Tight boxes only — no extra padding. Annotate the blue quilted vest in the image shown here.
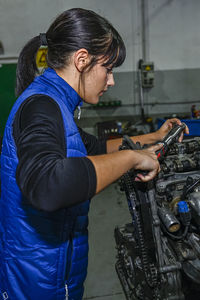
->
[0,68,90,300]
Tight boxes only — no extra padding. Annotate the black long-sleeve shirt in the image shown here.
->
[13,95,107,212]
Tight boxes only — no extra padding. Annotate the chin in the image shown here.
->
[93,98,100,105]
[85,97,100,105]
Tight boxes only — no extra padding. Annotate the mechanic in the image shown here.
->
[0,7,188,300]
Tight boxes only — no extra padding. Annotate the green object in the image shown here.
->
[0,64,17,136]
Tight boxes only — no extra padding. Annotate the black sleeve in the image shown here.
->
[78,127,107,155]
[13,94,97,212]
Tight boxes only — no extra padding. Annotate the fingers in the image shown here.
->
[161,118,189,141]
[161,118,180,132]
[166,118,182,126]
[158,118,181,140]
[171,122,189,142]
[165,119,189,134]
[135,118,189,182]
[135,167,160,182]
[134,157,161,182]
[178,132,184,142]
[148,143,163,153]
[184,124,189,135]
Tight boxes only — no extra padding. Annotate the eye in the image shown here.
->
[106,68,113,74]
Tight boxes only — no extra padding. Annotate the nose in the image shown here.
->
[107,73,115,87]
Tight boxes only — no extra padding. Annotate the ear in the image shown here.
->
[74,48,90,72]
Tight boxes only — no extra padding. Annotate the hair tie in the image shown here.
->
[39,33,48,46]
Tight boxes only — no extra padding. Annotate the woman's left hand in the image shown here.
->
[156,118,189,142]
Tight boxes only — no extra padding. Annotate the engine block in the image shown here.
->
[115,137,200,300]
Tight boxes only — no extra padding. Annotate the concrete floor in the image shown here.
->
[83,183,130,300]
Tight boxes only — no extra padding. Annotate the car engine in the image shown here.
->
[115,134,200,300]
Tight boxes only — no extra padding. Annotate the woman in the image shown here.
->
[0,8,188,300]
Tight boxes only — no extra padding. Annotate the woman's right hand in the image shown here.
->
[88,143,163,194]
[132,144,162,182]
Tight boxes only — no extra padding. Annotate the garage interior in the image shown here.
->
[1,1,200,299]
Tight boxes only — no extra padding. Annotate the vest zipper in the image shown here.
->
[77,106,81,119]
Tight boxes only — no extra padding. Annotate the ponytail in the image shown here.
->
[15,36,41,97]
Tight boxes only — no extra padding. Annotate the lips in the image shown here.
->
[100,89,107,95]
[99,86,108,97]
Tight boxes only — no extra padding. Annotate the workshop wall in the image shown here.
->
[0,0,200,135]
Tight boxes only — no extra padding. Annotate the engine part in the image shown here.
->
[115,136,200,299]
[158,206,180,232]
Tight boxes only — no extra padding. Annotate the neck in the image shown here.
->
[55,66,80,95]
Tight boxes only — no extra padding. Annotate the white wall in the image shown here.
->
[148,0,200,70]
[1,0,200,71]
[0,0,136,71]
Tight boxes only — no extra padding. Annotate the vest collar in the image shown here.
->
[42,68,83,113]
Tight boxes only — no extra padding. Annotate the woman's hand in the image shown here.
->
[89,143,163,193]
[133,143,162,182]
[156,118,189,142]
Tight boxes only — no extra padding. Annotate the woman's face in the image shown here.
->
[81,59,115,104]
